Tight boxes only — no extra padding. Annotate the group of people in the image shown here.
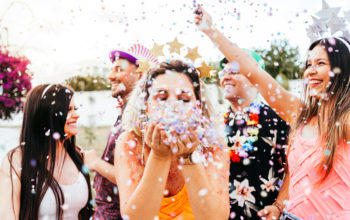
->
[1,6,350,220]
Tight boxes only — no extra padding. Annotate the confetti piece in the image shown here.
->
[121,215,130,220]
[45,129,50,136]
[198,188,208,196]
[53,132,61,140]
[113,186,118,194]
[127,140,136,148]
[30,159,37,167]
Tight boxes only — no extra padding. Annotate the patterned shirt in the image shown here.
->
[225,101,289,219]
[93,114,123,220]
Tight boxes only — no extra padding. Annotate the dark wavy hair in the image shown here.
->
[8,84,93,219]
[293,37,350,180]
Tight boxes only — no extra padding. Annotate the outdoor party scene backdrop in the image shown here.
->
[1,0,350,161]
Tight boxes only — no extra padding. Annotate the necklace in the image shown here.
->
[224,101,261,162]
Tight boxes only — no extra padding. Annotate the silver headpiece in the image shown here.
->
[306,0,350,51]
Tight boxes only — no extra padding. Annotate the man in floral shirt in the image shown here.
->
[220,53,289,219]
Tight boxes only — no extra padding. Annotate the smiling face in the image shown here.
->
[304,45,332,98]
[108,58,139,99]
[147,71,198,121]
[64,97,79,138]
[220,70,254,102]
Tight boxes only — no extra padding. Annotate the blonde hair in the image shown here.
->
[122,60,225,144]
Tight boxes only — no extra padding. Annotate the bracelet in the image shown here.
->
[272,201,283,215]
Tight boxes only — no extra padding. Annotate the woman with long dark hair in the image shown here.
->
[0,84,93,220]
[194,7,350,220]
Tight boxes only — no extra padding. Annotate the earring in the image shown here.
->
[140,109,147,166]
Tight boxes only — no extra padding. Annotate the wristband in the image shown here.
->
[272,201,283,215]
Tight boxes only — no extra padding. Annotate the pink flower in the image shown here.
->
[3,82,13,90]
[4,97,15,108]
[0,46,32,120]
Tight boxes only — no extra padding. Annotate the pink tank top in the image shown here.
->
[287,130,350,219]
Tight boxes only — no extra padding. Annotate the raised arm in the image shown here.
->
[114,124,172,220]
[195,7,300,124]
[0,149,22,220]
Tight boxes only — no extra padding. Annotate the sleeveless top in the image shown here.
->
[38,172,89,220]
[287,129,350,219]
[158,185,195,220]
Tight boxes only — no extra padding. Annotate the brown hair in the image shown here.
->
[292,37,350,181]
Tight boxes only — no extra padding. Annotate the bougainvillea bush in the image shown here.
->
[0,47,32,120]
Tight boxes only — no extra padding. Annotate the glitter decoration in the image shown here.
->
[146,100,219,147]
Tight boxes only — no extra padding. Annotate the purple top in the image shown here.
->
[109,50,138,66]
[93,115,123,220]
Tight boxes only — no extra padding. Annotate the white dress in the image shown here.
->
[38,172,89,220]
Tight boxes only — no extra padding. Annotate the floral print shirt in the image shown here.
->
[225,101,289,219]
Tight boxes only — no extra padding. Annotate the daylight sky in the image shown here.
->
[1,0,350,85]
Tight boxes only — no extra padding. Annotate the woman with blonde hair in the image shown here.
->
[114,60,230,220]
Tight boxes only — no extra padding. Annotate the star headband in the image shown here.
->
[306,0,350,52]
[333,37,350,52]
[148,38,214,78]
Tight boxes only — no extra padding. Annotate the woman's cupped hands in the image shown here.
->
[144,122,201,160]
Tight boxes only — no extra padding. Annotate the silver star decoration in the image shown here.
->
[307,24,320,42]
[311,15,328,33]
[326,13,345,35]
[315,0,341,21]
[343,30,350,41]
[344,10,350,23]
[306,0,349,43]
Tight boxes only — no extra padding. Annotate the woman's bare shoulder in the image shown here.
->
[115,131,144,161]
[1,147,22,178]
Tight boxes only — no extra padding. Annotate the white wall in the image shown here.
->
[0,90,120,127]
[0,81,304,163]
